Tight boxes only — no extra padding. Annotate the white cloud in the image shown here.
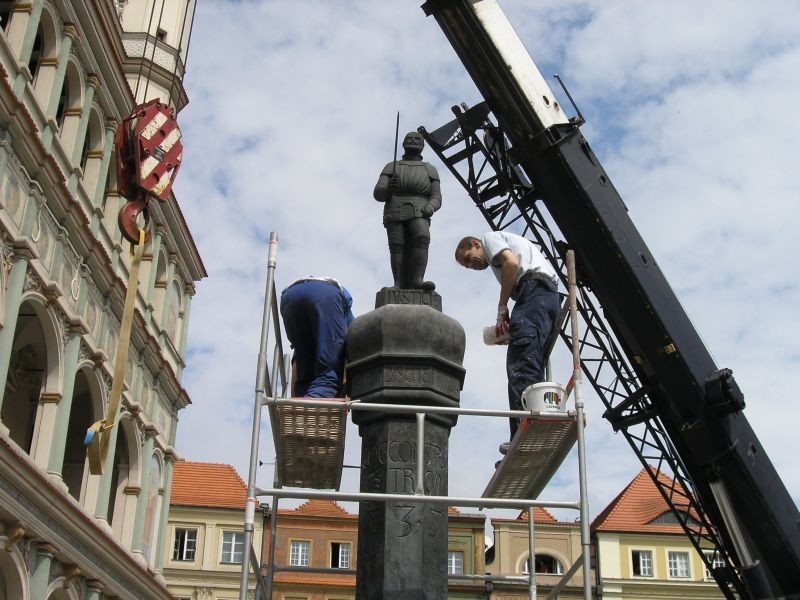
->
[172,0,800,531]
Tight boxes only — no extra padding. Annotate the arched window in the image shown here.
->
[0,542,28,599]
[649,509,701,528]
[523,554,564,575]
[62,369,100,503]
[27,25,43,78]
[142,454,162,563]
[79,109,106,200]
[152,252,168,319]
[1,301,47,454]
[107,419,131,525]
[29,8,58,107]
[164,280,181,341]
[56,62,84,148]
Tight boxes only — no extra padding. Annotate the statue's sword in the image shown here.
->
[390,111,399,199]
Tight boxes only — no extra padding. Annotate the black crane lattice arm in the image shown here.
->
[421,102,745,599]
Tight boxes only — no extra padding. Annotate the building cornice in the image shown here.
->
[0,434,172,599]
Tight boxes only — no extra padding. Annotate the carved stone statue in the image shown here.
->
[373,131,441,290]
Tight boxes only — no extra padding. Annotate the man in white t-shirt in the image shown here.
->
[455,232,559,440]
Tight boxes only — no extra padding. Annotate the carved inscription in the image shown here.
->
[360,435,448,542]
[350,365,460,398]
[375,288,442,311]
[361,439,446,496]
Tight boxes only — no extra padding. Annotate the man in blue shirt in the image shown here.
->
[455,232,559,439]
[280,277,355,398]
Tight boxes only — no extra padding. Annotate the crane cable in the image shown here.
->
[132,0,196,113]
[85,228,147,475]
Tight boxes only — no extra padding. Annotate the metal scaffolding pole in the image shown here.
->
[239,232,280,600]
[567,251,593,600]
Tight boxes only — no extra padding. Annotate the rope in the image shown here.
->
[141,0,166,104]
[133,0,159,101]
[166,0,194,111]
[85,228,147,475]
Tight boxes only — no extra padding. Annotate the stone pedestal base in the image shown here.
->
[357,419,449,600]
[347,289,465,600]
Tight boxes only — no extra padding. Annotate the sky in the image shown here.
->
[171,0,800,529]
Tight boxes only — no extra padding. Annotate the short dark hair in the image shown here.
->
[454,236,479,261]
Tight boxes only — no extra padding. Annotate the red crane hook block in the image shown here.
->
[115,99,183,245]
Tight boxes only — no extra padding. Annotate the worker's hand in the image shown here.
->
[422,203,435,217]
[388,174,400,190]
[496,304,510,338]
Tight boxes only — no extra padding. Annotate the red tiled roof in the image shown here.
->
[517,507,558,523]
[492,507,563,525]
[280,499,354,518]
[171,461,250,510]
[592,467,693,534]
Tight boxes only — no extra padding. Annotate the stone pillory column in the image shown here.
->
[347,288,466,600]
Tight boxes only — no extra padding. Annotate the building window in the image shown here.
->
[220,531,244,564]
[523,554,564,575]
[668,550,690,578]
[172,528,197,561]
[448,551,464,575]
[632,550,653,577]
[331,542,350,568]
[290,540,310,567]
[649,509,701,528]
[156,28,167,42]
[703,551,725,580]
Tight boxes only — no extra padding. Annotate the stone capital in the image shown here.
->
[67,316,90,337]
[11,238,37,261]
[164,445,180,463]
[36,542,57,557]
[62,23,79,40]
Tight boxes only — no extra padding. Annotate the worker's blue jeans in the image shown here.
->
[506,278,559,439]
[280,280,350,398]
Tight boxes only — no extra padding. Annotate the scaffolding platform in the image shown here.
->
[275,399,347,490]
[483,412,578,499]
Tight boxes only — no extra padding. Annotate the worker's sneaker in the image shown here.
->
[499,442,510,455]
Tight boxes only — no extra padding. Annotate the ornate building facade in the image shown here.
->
[0,1,203,598]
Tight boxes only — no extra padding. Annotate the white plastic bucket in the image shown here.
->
[521,382,567,413]
[482,326,510,345]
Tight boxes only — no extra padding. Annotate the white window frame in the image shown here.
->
[290,539,311,567]
[630,548,654,577]
[330,541,350,569]
[220,530,245,564]
[703,550,726,581]
[667,549,691,579]
[448,551,464,575]
[172,527,198,562]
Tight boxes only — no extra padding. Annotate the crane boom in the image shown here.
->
[420,1,800,596]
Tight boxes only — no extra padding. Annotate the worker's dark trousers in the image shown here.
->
[506,278,559,439]
[280,280,349,398]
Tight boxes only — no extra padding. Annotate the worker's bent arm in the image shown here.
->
[496,249,518,307]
